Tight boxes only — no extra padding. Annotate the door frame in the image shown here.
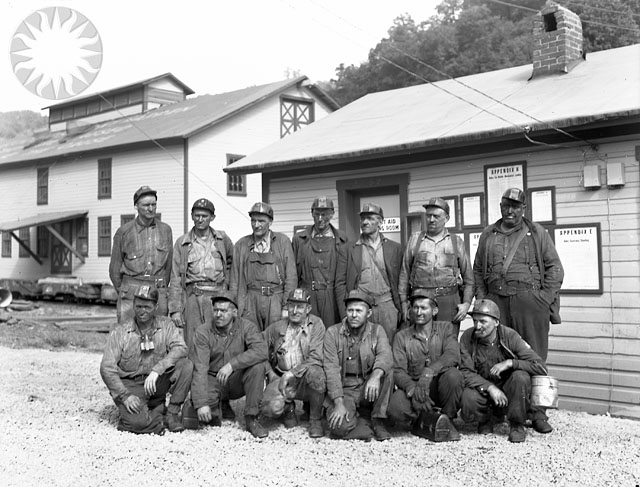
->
[336,173,409,245]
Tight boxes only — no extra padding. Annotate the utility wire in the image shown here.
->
[304,0,600,149]
[562,0,640,18]
[95,93,249,220]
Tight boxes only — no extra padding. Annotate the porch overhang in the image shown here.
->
[0,210,88,265]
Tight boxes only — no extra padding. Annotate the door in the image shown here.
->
[356,193,401,244]
[51,221,73,274]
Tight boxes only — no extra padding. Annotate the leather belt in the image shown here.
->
[301,280,333,291]
[423,285,458,297]
[247,284,284,296]
[122,275,167,288]
[489,281,540,296]
[186,281,225,295]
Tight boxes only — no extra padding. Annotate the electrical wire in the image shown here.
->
[562,0,640,18]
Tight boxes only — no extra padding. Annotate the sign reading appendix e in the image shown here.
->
[380,217,401,233]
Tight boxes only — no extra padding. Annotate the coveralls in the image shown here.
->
[388,320,463,424]
[473,217,564,361]
[100,315,192,434]
[109,217,173,323]
[190,316,267,418]
[168,227,233,348]
[292,224,348,328]
[335,234,403,341]
[230,231,297,331]
[459,324,547,427]
[399,230,474,333]
[323,319,393,438]
[261,314,326,420]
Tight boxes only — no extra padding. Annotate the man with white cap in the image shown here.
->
[399,197,474,334]
[109,186,173,323]
[230,202,297,331]
[460,299,547,443]
[292,196,348,328]
[336,203,403,341]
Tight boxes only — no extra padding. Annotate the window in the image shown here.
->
[37,167,49,205]
[226,154,246,196]
[280,96,314,138]
[98,158,112,199]
[76,218,89,257]
[18,228,30,258]
[37,226,49,258]
[97,217,111,256]
[121,214,135,226]
[1,232,11,258]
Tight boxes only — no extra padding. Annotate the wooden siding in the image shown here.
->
[266,137,640,418]
[187,85,333,242]
[0,145,184,282]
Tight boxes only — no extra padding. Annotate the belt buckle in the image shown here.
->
[311,281,317,291]
[261,285,272,296]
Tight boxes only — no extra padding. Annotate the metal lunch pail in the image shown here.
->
[531,375,559,409]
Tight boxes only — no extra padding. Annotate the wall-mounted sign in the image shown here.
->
[461,193,484,228]
[380,217,401,233]
[442,196,458,229]
[468,232,482,265]
[528,186,556,224]
[553,223,602,294]
[484,162,527,225]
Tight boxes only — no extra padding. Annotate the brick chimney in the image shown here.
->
[531,2,584,79]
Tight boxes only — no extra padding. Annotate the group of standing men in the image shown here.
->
[101,185,563,443]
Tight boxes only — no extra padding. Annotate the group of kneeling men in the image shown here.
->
[101,186,561,443]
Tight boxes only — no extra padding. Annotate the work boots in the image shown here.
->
[245,415,269,438]
[371,419,391,441]
[221,400,235,420]
[508,423,526,443]
[282,402,299,429]
[166,413,185,433]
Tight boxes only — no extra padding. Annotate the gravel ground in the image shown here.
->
[1,347,639,487]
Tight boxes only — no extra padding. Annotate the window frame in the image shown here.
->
[97,216,112,256]
[98,158,112,199]
[2,232,11,258]
[280,95,315,138]
[18,228,30,258]
[76,218,89,257]
[37,167,49,205]
[226,153,247,196]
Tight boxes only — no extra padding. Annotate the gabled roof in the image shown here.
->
[0,76,332,166]
[43,73,195,109]
[225,44,640,175]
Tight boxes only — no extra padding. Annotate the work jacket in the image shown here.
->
[459,324,548,392]
[323,319,392,401]
[335,234,403,317]
[190,316,267,409]
[292,224,348,288]
[100,316,187,403]
[263,314,325,379]
[393,320,460,393]
[229,231,297,315]
[168,227,233,314]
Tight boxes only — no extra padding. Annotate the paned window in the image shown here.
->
[37,167,49,205]
[18,228,30,258]
[97,217,111,256]
[227,154,246,196]
[121,214,135,226]
[37,226,49,258]
[280,97,314,138]
[2,232,11,258]
[98,158,112,199]
[76,218,89,257]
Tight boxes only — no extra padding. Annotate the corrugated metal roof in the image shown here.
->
[0,210,88,231]
[225,44,640,174]
[0,76,310,166]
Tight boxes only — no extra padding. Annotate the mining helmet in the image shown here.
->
[192,198,215,214]
[311,196,334,210]
[211,290,238,309]
[344,290,372,308]
[501,188,526,205]
[287,288,311,304]
[423,197,450,216]
[249,202,274,219]
[133,186,157,204]
[409,288,439,308]
[359,203,384,219]
[470,299,500,321]
[134,285,159,303]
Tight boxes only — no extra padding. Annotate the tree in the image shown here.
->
[325,0,639,106]
[0,111,47,140]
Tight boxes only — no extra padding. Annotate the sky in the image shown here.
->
[1,0,441,113]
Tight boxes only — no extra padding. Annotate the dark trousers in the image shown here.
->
[204,362,266,417]
[326,372,393,437]
[461,370,531,426]
[388,367,463,425]
[183,290,214,350]
[308,287,339,328]
[433,293,461,335]
[117,357,193,434]
[370,301,399,344]
[242,291,283,332]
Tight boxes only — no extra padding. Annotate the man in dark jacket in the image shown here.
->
[261,289,326,438]
[324,290,393,441]
[292,196,348,328]
[473,188,563,434]
[388,289,463,440]
[230,202,297,331]
[168,198,233,349]
[190,291,269,438]
[460,299,548,443]
[336,203,403,341]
